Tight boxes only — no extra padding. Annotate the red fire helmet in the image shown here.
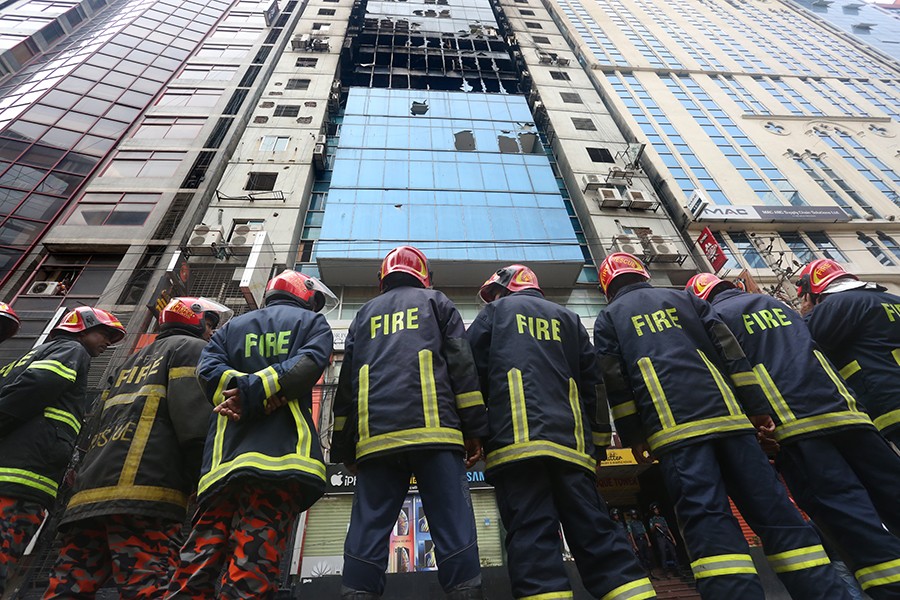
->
[265,270,336,313]
[598,252,650,298]
[51,306,126,343]
[478,264,542,303]
[796,259,857,296]
[379,246,432,290]
[0,302,20,342]
[685,273,734,301]
[159,297,232,332]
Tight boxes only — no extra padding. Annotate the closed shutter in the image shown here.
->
[304,495,353,557]
[472,491,504,567]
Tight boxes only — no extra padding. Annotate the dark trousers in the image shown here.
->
[166,482,300,600]
[44,515,180,599]
[343,450,480,595]
[491,459,653,600]
[0,495,44,597]
[778,428,900,600]
[632,536,652,574]
[653,533,678,573]
[660,434,851,600]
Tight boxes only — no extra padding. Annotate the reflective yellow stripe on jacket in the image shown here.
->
[486,439,596,472]
[648,415,752,453]
[508,368,529,443]
[43,407,81,434]
[568,378,585,455]
[27,359,77,382]
[697,350,742,416]
[766,545,830,573]
[856,558,900,591]
[774,411,874,441]
[874,409,900,433]
[419,350,440,429]
[0,467,58,498]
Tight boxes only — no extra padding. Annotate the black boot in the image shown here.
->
[446,576,485,600]
[340,585,381,599]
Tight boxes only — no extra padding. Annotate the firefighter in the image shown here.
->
[166,271,335,600]
[648,503,678,578]
[626,508,655,579]
[0,303,20,343]
[0,306,125,596]
[42,297,231,599]
[465,265,654,600]
[593,253,851,600]
[797,259,900,448]
[331,246,488,600]
[688,272,900,598]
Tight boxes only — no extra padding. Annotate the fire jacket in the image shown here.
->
[710,288,874,442]
[805,286,900,438]
[331,285,488,464]
[60,330,212,525]
[465,289,610,474]
[593,282,768,455]
[196,299,333,509]
[0,337,91,508]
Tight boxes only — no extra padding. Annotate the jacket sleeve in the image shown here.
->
[691,294,769,416]
[330,323,357,464]
[232,314,334,419]
[197,323,244,406]
[0,342,89,436]
[593,312,643,447]
[464,308,492,397]
[166,338,213,482]
[440,299,489,439]
[578,323,610,459]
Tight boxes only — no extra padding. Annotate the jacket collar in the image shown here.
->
[710,288,743,305]
[610,281,653,302]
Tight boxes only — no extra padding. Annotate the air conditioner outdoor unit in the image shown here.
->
[230,224,264,255]
[187,225,224,255]
[27,281,61,295]
[556,57,570,66]
[291,34,310,50]
[538,54,552,64]
[644,235,681,262]
[627,190,656,210]
[613,234,642,255]
[582,174,603,193]
[313,143,326,170]
[316,135,327,145]
[597,187,626,209]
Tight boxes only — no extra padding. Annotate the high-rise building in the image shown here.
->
[0,0,898,592]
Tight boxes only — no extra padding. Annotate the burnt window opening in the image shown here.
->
[572,117,596,131]
[245,172,278,191]
[524,21,542,29]
[274,105,301,117]
[549,71,570,81]
[286,78,311,90]
[520,9,535,15]
[296,57,318,67]
[533,36,550,44]
[560,92,582,103]
[318,8,335,14]
[587,147,615,163]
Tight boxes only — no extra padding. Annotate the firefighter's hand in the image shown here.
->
[464,438,484,468]
[215,388,242,421]
[749,414,775,434]
[264,393,289,415]
[631,442,655,464]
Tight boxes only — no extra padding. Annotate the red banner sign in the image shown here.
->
[697,227,727,272]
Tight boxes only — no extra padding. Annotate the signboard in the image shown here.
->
[736,269,762,294]
[697,227,728,273]
[264,0,279,25]
[698,205,850,223]
[165,251,190,295]
[325,462,491,494]
[688,190,710,219]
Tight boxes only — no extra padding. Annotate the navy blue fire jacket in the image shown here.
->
[593,282,768,455]
[331,285,488,464]
[710,288,874,442]
[196,299,333,509]
[466,289,610,474]
[805,286,900,438]
[0,337,92,508]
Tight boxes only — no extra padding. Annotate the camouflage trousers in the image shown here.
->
[0,496,45,596]
[165,483,299,600]
[42,514,181,599]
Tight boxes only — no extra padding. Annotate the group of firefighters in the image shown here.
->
[0,244,897,600]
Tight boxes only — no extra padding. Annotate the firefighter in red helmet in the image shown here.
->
[593,254,850,600]
[167,271,335,599]
[467,264,654,600]
[0,303,20,343]
[332,246,488,600]
[687,271,900,599]
[44,297,231,599]
[0,306,124,595]
[797,259,900,448]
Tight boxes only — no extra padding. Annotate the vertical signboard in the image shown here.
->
[697,227,727,273]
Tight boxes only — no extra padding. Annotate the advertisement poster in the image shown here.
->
[414,496,437,571]
[388,498,414,573]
